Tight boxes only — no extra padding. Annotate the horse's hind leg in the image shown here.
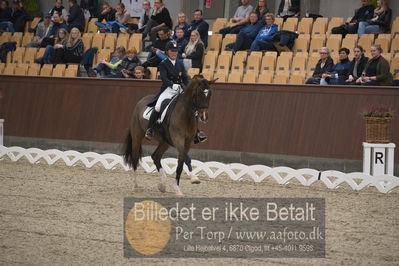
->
[185,154,200,184]
[151,142,169,193]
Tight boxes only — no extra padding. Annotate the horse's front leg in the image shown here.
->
[185,154,200,184]
[173,152,185,197]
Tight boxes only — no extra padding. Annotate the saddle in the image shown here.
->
[143,95,179,125]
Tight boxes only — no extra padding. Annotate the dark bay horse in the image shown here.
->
[123,76,213,196]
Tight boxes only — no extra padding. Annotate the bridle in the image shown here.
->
[192,82,209,117]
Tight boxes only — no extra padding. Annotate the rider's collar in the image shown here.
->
[168,58,176,66]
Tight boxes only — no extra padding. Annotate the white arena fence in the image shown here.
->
[0,145,398,194]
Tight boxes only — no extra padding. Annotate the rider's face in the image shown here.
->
[167,50,178,60]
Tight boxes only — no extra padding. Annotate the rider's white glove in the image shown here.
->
[172,84,181,91]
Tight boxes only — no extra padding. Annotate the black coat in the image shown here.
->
[0,7,12,22]
[348,56,369,79]
[185,42,205,69]
[148,58,189,107]
[351,5,374,23]
[278,0,300,15]
[368,9,392,33]
[151,7,172,30]
[67,4,85,32]
[312,57,334,78]
[98,8,116,22]
[269,30,298,49]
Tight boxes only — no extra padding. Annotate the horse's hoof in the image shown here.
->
[190,175,201,184]
[176,193,185,198]
[173,185,184,197]
[158,183,166,193]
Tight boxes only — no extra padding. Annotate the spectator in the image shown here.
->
[39,12,68,48]
[5,0,28,33]
[142,28,171,68]
[35,28,69,64]
[53,27,84,64]
[88,46,126,78]
[346,46,369,85]
[358,44,392,86]
[182,30,205,70]
[95,2,116,32]
[131,66,146,79]
[186,9,209,47]
[249,13,278,52]
[225,12,262,52]
[80,0,98,18]
[0,0,13,32]
[66,0,85,32]
[137,1,152,33]
[320,48,351,85]
[254,0,269,20]
[174,27,188,57]
[305,47,334,84]
[277,0,300,19]
[143,0,173,44]
[358,0,392,37]
[27,13,53,48]
[331,0,374,37]
[114,3,131,33]
[119,48,142,78]
[219,0,253,37]
[173,12,189,39]
[49,0,68,21]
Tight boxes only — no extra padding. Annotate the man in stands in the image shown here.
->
[143,0,172,44]
[27,13,53,47]
[142,28,171,68]
[331,0,374,37]
[39,12,68,47]
[174,27,188,59]
[66,0,85,32]
[49,0,68,20]
[219,0,253,37]
[0,0,14,32]
[94,2,116,33]
[186,9,209,47]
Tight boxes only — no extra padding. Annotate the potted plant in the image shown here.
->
[362,104,393,143]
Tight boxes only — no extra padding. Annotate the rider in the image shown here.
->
[145,40,207,143]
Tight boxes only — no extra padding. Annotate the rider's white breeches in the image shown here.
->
[155,85,182,112]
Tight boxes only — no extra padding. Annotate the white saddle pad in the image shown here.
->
[143,99,175,123]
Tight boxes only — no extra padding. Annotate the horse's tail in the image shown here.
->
[123,129,142,171]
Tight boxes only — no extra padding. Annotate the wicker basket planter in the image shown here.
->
[364,117,392,143]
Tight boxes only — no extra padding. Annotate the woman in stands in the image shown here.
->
[357,0,392,37]
[53,27,84,64]
[305,47,334,84]
[173,12,189,39]
[277,0,300,19]
[357,44,392,86]
[320,48,351,85]
[255,0,269,20]
[249,13,278,52]
[35,28,69,64]
[182,30,205,70]
[88,46,126,78]
[345,46,369,85]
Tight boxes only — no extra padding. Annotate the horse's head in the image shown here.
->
[188,75,215,123]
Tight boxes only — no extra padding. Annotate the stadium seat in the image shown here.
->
[147,67,158,80]
[116,36,129,50]
[249,51,263,58]
[358,37,373,53]
[0,63,5,74]
[309,36,326,54]
[291,55,307,73]
[275,52,292,73]
[235,50,247,61]
[375,38,390,53]
[27,66,40,76]
[243,71,258,83]
[227,72,242,83]
[92,34,105,49]
[274,17,283,31]
[297,18,313,34]
[329,34,342,40]
[202,51,218,71]
[64,65,79,77]
[246,54,262,73]
[30,17,42,30]
[282,17,298,31]
[87,18,99,33]
[216,53,232,74]
[377,34,391,40]
[326,37,341,54]
[341,37,356,52]
[212,18,227,33]
[391,20,399,36]
[103,35,116,50]
[307,56,320,75]
[221,34,236,51]
[10,32,23,47]
[82,34,93,51]
[261,52,277,72]
[207,34,222,52]
[128,34,142,52]
[201,71,213,81]
[293,38,309,54]
[381,53,392,62]
[40,64,53,76]
[327,17,344,34]
[3,64,15,75]
[391,38,399,55]
[14,66,28,75]
[390,57,399,78]
[231,53,246,72]
[214,71,227,82]
[273,72,289,84]
[312,17,328,36]
[258,72,274,83]
[289,73,305,84]
[11,47,25,64]
[23,47,37,64]
[95,49,111,65]
[52,64,66,77]
[36,48,46,59]
[0,32,12,44]
[187,68,200,78]
[21,33,34,47]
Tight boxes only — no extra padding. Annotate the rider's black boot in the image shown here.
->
[145,110,159,140]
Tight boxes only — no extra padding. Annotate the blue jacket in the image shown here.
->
[240,21,263,39]
[187,19,209,47]
[329,58,351,84]
[173,23,190,39]
[255,24,278,41]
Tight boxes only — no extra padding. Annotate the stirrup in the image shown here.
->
[194,134,207,144]
[145,128,153,140]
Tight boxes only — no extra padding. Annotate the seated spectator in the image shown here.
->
[27,13,53,48]
[182,30,205,70]
[0,0,13,32]
[114,3,131,33]
[320,48,351,85]
[95,2,116,32]
[131,66,147,79]
[80,0,98,18]
[2,0,28,33]
[277,0,300,19]
[358,0,392,37]
[249,13,278,52]
[119,48,142,78]
[39,12,68,47]
[186,9,209,47]
[345,46,369,85]
[66,0,85,32]
[53,27,84,64]
[225,12,262,52]
[332,0,374,37]
[49,0,68,21]
[357,44,392,86]
[219,0,253,37]
[137,1,152,33]
[88,46,126,78]
[254,0,269,20]
[305,47,334,84]
[174,27,188,58]
[142,28,171,68]
[173,12,189,39]
[143,0,173,44]
[35,28,69,64]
